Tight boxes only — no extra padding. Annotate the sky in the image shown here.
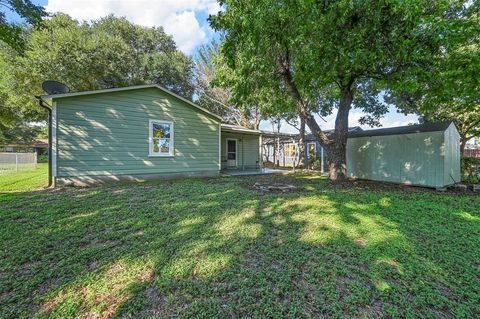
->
[7,0,418,133]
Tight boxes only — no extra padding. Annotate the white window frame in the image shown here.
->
[149,119,174,157]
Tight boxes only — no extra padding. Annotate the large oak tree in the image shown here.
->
[210,0,463,180]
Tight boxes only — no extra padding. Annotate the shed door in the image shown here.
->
[227,139,237,168]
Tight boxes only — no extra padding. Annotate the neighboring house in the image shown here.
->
[34,139,49,156]
[262,127,363,172]
[0,139,48,156]
[464,137,480,158]
[39,85,261,186]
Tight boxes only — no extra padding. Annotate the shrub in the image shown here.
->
[461,157,480,184]
[37,154,48,163]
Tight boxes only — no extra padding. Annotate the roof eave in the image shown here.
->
[40,84,223,122]
[221,128,261,135]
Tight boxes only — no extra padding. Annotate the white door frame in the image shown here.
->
[226,138,238,168]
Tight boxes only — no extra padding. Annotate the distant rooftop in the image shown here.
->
[261,126,363,139]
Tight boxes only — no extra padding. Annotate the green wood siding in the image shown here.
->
[220,132,259,170]
[55,88,220,178]
[347,131,451,187]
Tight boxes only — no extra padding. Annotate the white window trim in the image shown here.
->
[149,119,174,157]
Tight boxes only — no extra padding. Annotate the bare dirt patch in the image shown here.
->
[238,173,478,195]
[239,174,307,193]
[326,179,479,195]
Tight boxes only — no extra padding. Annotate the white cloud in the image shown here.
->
[163,11,206,53]
[45,0,220,54]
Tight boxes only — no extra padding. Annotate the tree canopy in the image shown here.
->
[0,14,194,133]
[0,0,46,51]
[210,0,471,179]
[387,2,480,152]
[194,40,261,128]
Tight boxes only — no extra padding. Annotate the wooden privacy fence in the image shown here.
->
[464,149,480,158]
[0,153,37,173]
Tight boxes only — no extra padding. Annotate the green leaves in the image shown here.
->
[211,0,457,120]
[0,14,195,132]
[387,2,480,148]
[0,0,46,51]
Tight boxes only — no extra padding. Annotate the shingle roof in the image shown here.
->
[348,122,453,138]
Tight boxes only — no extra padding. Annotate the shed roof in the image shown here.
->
[306,126,363,141]
[40,84,223,122]
[348,122,453,138]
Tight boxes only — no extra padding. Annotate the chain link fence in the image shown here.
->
[0,153,37,174]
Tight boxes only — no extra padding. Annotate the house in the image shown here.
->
[38,84,460,188]
[39,85,262,186]
[0,139,48,156]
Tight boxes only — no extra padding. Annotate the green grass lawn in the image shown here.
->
[0,174,478,318]
[0,163,48,192]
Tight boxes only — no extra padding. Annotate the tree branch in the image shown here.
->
[277,49,331,147]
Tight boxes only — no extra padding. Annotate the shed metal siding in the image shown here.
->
[443,123,461,185]
[221,132,259,170]
[55,88,220,178]
[347,131,448,187]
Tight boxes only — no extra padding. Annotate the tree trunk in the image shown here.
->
[460,136,467,156]
[254,108,261,130]
[328,87,353,180]
[297,116,305,168]
[277,51,331,147]
[277,51,354,180]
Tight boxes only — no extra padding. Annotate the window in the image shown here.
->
[308,143,316,159]
[284,143,296,158]
[149,120,174,156]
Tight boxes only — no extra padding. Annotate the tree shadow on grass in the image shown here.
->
[0,175,478,318]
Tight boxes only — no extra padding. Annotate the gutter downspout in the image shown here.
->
[36,96,52,187]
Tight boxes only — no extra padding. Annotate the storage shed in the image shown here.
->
[346,122,460,188]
